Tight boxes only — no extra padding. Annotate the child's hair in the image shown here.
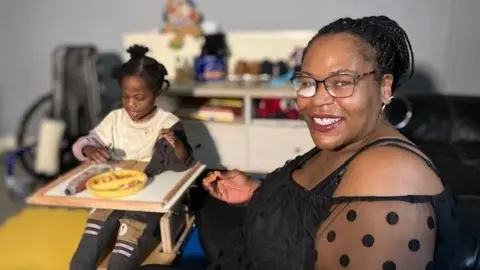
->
[113,44,170,94]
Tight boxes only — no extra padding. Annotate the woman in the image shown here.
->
[145,15,461,270]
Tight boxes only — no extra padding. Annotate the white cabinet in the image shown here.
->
[184,120,314,173]
[161,84,316,174]
[183,120,248,170]
[247,125,314,172]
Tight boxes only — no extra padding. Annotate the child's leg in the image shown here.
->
[70,209,124,270]
[107,211,161,270]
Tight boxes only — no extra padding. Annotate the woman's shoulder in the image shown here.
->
[334,144,445,198]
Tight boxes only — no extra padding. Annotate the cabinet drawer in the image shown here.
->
[247,125,314,173]
[183,120,248,170]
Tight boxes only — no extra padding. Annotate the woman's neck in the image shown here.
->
[325,121,396,157]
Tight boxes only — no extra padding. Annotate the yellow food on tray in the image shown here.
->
[86,169,148,198]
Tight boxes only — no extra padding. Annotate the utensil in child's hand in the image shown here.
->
[105,144,121,170]
[107,159,122,171]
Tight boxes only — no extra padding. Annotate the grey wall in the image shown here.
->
[445,1,480,96]
[0,0,478,136]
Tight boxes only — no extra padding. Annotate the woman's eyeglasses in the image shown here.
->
[292,71,376,98]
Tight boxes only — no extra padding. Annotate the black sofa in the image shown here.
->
[388,94,480,269]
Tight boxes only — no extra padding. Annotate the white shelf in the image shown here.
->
[181,118,304,127]
[251,119,307,127]
[169,82,297,99]
[181,118,245,125]
[122,30,315,79]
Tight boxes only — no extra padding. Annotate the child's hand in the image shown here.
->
[159,129,177,147]
[83,145,110,163]
[159,128,187,160]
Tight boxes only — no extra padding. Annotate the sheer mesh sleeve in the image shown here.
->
[315,199,436,270]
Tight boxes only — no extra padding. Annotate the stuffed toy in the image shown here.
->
[162,0,203,49]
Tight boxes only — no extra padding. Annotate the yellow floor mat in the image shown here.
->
[0,207,88,270]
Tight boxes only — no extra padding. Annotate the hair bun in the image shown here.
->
[127,44,149,59]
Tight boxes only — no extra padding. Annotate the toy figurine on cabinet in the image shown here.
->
[162,0,203,49]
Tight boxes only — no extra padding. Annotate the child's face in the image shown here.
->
[121,75,158,121]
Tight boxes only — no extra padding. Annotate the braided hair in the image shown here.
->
[303,16,414,91]
[113,44,170,94]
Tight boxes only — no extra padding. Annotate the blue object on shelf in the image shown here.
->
[194,55,227,82]
[270,71,294,88]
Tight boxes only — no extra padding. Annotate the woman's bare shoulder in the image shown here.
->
[334,145,444,197]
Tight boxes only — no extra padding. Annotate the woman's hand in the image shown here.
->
[202,169,260,204]
[82,145,110,163]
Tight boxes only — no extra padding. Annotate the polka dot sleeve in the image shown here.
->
[315,200,436,270]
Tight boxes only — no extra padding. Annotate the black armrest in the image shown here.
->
[460,237,480,269]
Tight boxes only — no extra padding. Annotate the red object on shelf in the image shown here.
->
[256,98,300,119]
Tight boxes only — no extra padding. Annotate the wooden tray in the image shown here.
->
[27,161,206,213]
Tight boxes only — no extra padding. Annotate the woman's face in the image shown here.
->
[296,34,393,151]
[121,75,158,121]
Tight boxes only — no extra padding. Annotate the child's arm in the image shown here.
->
[72,132,107,161]
[72,111,115,161]
[144,121,195,176]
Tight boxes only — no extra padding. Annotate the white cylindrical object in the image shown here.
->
[34,118,66,176]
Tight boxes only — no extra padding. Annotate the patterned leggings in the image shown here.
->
[70,209,161,270]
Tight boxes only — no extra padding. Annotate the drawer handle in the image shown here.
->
[294,147,301,153]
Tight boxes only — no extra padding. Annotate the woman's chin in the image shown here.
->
[309,126,347,151]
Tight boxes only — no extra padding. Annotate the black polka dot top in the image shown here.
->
[209,138,461,270]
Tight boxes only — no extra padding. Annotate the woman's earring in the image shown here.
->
[381,96,394,112]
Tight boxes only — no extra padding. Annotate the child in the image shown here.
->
[69,45,195,270]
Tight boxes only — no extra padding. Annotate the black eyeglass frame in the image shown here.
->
[292,70,377,98]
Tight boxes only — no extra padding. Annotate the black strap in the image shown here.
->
[339,137,439,176]
[298,138,419,169]
[296,138,440,181]
[296,147,321,167]
[382,142,439,174]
